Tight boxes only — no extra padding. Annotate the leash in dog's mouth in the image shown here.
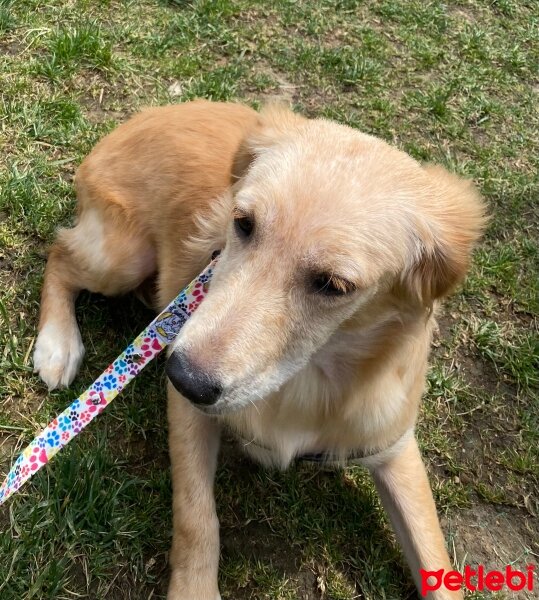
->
[0,256,220,506]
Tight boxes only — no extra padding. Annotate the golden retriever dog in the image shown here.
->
[34,100,486,599]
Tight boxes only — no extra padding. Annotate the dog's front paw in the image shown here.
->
[168,569,221,600]
[33,322,85,390]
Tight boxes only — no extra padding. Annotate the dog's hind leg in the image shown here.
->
[34,201,156,390]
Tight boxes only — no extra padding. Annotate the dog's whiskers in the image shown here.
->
[247,396,261,415]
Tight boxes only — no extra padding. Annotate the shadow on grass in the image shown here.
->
[217,443,414,599]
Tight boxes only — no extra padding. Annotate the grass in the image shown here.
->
[33,22,115,81]
[0,0,538,598]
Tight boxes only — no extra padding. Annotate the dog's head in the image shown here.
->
[167,105,487,414]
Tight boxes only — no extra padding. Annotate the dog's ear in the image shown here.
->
[399,165,488,305]
[231,103,307,182]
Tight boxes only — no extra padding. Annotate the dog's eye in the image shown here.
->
[233,213,254,238]
[312,273,353,297]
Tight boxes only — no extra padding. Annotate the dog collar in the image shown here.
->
[0,258,218,506]
[237,428,414,470]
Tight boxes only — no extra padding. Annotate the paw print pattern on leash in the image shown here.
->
[0,258,218,505]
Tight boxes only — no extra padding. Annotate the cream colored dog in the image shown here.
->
[34,100,486,599]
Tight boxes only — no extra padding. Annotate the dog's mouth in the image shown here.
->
[187,397,246,417]
[165,347,301,416]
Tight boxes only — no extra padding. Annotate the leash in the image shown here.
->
[0,258,218,506]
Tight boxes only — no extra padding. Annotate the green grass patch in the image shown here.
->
[34,23,115,80]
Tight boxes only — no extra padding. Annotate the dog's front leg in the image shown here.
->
[167,382,221,600]
[370,433,462,600]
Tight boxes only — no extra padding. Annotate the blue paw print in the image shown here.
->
[46,430,60,447]
[114,359,128,374]
[59,415,72,431]
[102,374,117,390]
[37,438,46,449]
[93,380,104,392]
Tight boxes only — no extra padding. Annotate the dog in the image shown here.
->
[34,100,486,599]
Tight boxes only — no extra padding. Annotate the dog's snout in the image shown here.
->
[166,351,222,406]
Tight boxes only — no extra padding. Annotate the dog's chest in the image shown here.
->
[220,345,419,470]
[231,427,320,469]
[220,386,374,470]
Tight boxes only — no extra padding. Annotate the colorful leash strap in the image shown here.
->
[0,259,217,506]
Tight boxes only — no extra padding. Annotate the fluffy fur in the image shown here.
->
[34,100,486,599]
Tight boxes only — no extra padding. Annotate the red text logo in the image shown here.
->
[420,565,535,596]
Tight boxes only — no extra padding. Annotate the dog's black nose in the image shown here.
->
[166,350,222,406]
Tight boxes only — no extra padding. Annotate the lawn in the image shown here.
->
[0,0,538,598]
